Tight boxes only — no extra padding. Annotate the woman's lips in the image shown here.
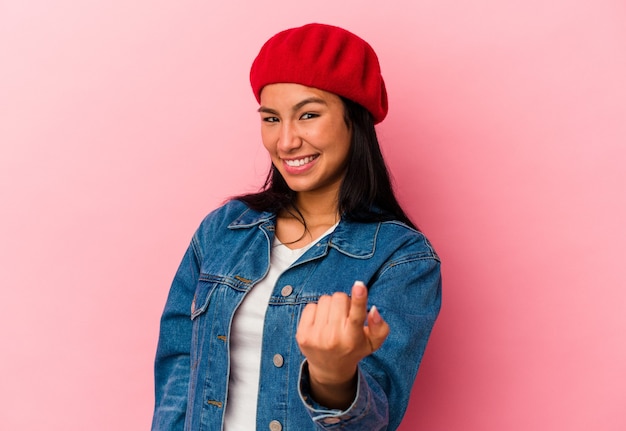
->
[282,154,319,173]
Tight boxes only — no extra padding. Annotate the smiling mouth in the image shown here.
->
[284,155,319,167]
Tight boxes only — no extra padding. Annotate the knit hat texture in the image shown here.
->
[250,23,388,124]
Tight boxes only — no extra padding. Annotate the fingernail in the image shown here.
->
[354,281,366,297]
[370,305,382,324]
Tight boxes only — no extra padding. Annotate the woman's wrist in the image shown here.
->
[307,362,358,410]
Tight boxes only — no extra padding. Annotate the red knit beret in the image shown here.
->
[250,23,388,124]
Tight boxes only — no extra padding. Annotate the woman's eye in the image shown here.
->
[300,112,318,120]
[262,116,279,123]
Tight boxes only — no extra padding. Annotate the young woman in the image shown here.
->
[152,23,442,431]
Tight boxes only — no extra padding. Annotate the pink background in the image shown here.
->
[1,1,625,429]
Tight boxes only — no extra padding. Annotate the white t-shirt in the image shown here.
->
[224,225,337,430]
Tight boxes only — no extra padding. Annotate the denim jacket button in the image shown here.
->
[280,285,293,297]
[272,354,284,367]
[269,419,282,431]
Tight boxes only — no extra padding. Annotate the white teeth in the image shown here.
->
[285,156,317,167]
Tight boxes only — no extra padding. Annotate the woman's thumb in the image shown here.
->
[365,306,390,353]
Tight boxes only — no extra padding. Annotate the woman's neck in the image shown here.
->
[275,191,340,249]
[294,190,340,225]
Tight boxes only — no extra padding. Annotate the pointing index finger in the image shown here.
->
[348,281,368,326]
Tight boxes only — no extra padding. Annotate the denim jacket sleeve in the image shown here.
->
[297,248,442,430]
[151,242,200,431]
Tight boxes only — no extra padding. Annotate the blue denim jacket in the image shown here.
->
[152,200,441,431]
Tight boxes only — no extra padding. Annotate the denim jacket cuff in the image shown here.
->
[297,359,371,426]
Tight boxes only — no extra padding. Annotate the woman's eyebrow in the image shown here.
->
[257,97,327,114]
[292,97,327,112]
[257,106,278,114]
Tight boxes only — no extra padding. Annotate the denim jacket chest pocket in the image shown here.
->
[276,250,377,303]
[189,273,252,369]
[191,273,253,317]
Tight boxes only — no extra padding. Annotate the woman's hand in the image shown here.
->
[296,281,390,409]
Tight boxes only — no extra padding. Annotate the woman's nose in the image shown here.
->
[277,122,302,153]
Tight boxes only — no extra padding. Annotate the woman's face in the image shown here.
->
[259,83,352,198]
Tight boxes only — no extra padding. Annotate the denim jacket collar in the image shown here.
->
[227,207,379,259]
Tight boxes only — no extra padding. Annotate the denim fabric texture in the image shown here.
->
[152,200,442,431]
